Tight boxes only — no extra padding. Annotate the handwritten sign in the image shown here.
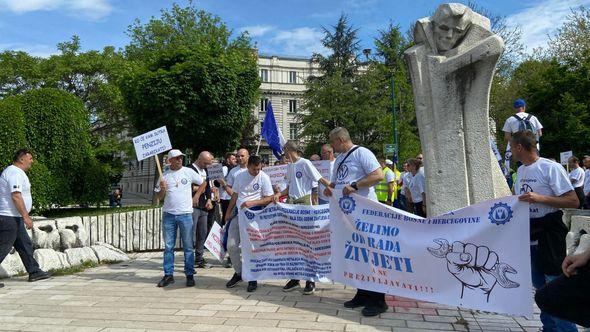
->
[262,165,287,186]
[132,126,172,161]
[207,163,224,181]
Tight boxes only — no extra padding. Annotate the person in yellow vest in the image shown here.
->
[376,157,395,206]
[386,159,402,208]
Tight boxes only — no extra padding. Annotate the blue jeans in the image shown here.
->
[531,245,578,332]
[163,212,194,276]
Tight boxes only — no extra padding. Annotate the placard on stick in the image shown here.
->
[132,126,172,178]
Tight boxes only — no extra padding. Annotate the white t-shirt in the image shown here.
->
[569,167,585,188]
[584,169,590,196]
[318,160,335,202]
[384,168,395,183]
[219,166,231,200]
[0,165,32,217]
[227,166,247,188]
[331,146,380,201]
[515,158,573,219]
[400,171,411,192]
[408,171,425,203]
[233,170,274,209]
[502,112,543,137]
[155,167,203,215]
[286,158,323,199]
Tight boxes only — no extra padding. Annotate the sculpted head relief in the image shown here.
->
[432,3,473,52]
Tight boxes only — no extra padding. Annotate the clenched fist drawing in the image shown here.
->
[428,239,519,302]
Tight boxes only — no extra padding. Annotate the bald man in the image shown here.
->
[189,151,214,269]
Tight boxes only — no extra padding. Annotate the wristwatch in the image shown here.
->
[350,182,358,190]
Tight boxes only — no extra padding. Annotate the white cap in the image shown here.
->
[167,149,185,159]
[385,159,393,165]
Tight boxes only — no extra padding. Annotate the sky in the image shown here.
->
[0,0,588,58]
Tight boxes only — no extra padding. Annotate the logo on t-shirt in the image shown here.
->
[339,196,356,215]
[520,183,533,194]
[337,164,349,180]
[181,178,188,185]
[253,183,260,191]
[296,171,303,179]
[488,202,513,225]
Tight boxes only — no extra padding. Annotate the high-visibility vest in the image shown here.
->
[376,167,394,201]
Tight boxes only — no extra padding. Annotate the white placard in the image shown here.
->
[262,165,288,186]
[311,160,331,179]
[204,222,225,262]
[330,193,532,316]
[132,126,172,161]
[207,163,224,181]
[560,151,573,165]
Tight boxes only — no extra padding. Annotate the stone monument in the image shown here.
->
[404,3,511,216]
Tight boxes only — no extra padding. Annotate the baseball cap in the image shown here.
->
[167,149,185,159]
[513,99,526,108]
[385,159,393,165]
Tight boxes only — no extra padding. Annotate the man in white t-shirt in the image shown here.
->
[503,99,543,172]
[188,151,214,269]
[224,155,274,292]
[0,149,51,288]
[323,127,386,317]
[317,144,335,205]
[511,131,579,331]
[568,156,585,209]
[219,152,236,225]
[583,156,590,209]
[407,158,426,217]
[398,162,412,212]
[154,149,204,288]
[277,141,330,294]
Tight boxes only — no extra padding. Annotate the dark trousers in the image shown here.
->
[220,199,230,226]
[413,201,426,217]
[0,215,41,274]
[535,265,590,328]
[192,208,209,264]
[355,289,386,307]
[574,187,585,209]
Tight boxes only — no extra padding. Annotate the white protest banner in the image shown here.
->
[560,151,573,165]
[311,160,331,179]
[132,126,172,161]
[262,165,288,186]
[204,222,225,262]
[239,203,331,282]
[330,192,532,316]
[207,163,224,181]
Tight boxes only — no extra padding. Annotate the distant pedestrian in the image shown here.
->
[568,156,585,208]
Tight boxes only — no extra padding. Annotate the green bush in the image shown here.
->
[0,96,26,169]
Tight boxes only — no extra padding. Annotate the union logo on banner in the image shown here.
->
[488,202,513,225]
[338,196,356,215]
[244,210,255,220]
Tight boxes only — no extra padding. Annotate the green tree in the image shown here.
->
[121,3,259,156]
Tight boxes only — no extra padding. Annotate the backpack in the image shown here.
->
[512,114,537,134]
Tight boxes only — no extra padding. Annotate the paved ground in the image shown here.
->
[0,252,550,332]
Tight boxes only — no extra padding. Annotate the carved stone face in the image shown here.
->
[434,15,469,52]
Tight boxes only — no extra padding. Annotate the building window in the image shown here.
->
[289,71,297,83]
[289,100,297,113]
[260,69,269,82]
[260,98,270,112]
[289,123,298,140]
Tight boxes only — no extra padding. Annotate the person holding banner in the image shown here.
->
[224,155,274,292]
[317,144,336,205]
[154,149,204,287]
[511,131,580,331]
[323,127,386,317]
[277,141,331,295]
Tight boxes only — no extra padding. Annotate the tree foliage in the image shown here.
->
[121,3,259,156]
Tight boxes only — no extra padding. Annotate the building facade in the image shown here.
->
[118,54,320,204]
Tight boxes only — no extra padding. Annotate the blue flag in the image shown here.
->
[261,101,286,159]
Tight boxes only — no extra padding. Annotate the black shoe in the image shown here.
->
[0,283,4,288]
[302,281,315,295]
[28,271,51,282]
[196,261,212,269]
[186,275,195,287]
[343,295,368,308]
[361,303,389,317]
[226,273,242,288]
[282,279,300,292]
[157,275,174,287]
[247,281,257,292]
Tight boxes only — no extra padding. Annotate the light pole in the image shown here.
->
[392,75,398,168]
